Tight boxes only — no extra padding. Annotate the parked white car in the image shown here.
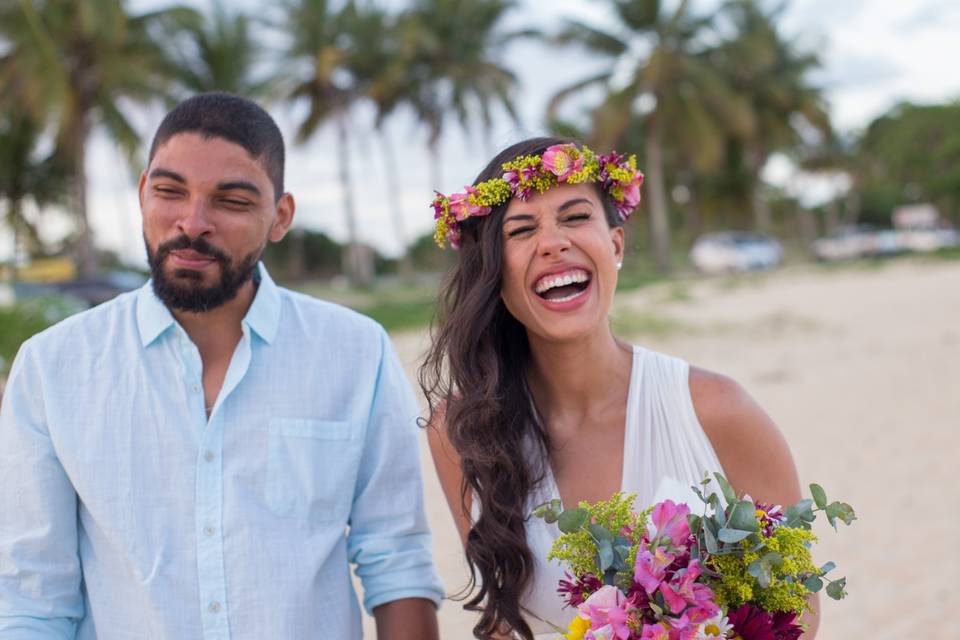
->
[689,232,783,274]
[812,225,904,261]
[900,227,959,252]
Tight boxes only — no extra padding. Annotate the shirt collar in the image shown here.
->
[136,262,281,347]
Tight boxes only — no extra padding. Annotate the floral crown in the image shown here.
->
[430,143,644,249]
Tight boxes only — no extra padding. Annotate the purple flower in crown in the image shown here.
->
[542,143,584,181]
[448,186,491,221]
[431,192,446,220]
[597,151,624,183]
[502,166,538,200]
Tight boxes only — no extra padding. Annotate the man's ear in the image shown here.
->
[269,193,296,242]
[137,170,148,211]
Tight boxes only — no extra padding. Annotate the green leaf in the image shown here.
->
[826,577,847,600]
[810,484,828,510]
[557,508,589,533]
[718,527,753,543]
[596,538,614,572]
[714,472,739,504]
[727,500,760,532]
[703,522,719,554]
[819,561,836,575]
[825,502,857,528]
[588,523,613,543]
[532,499,563,524]
[803,575,824,592]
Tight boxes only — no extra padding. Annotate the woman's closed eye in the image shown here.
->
[563,212,592,223]
[507,225,537,238]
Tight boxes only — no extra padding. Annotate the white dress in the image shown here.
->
[518,345,726,638]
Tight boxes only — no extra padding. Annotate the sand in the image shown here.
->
[364,257,960,639]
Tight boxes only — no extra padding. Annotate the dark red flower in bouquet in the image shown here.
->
[558,572,603,608]
[728,604,804,640]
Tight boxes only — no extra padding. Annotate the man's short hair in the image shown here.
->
[148,92,285,201]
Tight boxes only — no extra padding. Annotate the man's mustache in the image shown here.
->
[155,235,230,265]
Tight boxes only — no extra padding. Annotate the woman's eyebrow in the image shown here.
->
[557,198,592,212]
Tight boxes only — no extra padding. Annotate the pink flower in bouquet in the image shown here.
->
[577,585,631,640]
[447,186,491,221]
[650,500,692,547]
[639,622,671,640]
[542,144,584,181]
[634,546,676,594]
[658,560,719,619]
[754,501,785,537]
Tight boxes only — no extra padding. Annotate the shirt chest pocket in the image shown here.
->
[265,418,358,522]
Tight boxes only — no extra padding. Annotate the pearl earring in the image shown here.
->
[616,262,623,271]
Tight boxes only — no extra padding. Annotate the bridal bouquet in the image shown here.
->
[531,474,855,640]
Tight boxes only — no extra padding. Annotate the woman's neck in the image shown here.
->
[525,327,633,424]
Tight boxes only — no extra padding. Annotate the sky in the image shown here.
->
[5,0,960,265]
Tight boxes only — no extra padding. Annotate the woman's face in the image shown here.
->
[499,182,624,344]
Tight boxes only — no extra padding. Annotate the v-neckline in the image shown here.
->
[543,345,640,511]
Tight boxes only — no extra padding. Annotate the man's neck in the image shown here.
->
[172,279,257,358]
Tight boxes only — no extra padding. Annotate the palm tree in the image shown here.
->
[168,1,273,98]
[283,0,385,285]
[0,0,200,277]
[549,0,753,271]
[712,0,830,230]
[0,108,68,277]
[400,0,522,189]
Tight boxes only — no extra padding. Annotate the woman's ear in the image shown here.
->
[611,226,625,264]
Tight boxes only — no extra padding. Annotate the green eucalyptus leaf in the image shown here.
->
[826,577,847,600]
[713,472,739,504]
[825,502,857,527]
[728,500,761,532]
[810,484,828,510]
[820,561,836,575]
[557,508,589,534]
[596,539,615,572]
[588,523,613,543]
[803,575,824,592]
[703,522,719,554]
[718,527,753,543]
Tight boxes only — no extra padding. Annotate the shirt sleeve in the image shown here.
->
[0,338,84,637]
[346,328,444,614]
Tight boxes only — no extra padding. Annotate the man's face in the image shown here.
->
[139,133,294,312]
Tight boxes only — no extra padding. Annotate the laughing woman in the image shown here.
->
[419,137,817,640]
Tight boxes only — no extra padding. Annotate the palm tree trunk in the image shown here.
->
[644,120,671,272]
[336,112,369,286]
[377,127,412,277]
[428,141,443,195]
[71,116,98,278]
[748,148,772,231]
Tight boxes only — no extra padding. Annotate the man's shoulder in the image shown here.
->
[23,288,140,355]
[276,286,386,340]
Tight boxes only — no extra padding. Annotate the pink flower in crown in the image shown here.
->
[502,166,540,200]
[617,179,642,215]
[447,186,491,221]
[658,560,719,620]
[634,546,676,594]
[577,585,631,640]
[444,228,461,250]
[431,193,447,220]
[650,500,691,547]
[542,143,585,181]
[639,623,671,640]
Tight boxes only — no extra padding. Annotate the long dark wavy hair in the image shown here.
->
[419,136,626,639]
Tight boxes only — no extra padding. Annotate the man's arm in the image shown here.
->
[0,338,84,637]
[372,597,440,640]
[346,328,442,638]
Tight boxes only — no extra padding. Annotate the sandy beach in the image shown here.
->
[366,257,960,639]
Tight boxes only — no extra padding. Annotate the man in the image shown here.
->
[0,93,442,638]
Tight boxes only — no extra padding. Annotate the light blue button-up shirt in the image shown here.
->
[0,264,443,638]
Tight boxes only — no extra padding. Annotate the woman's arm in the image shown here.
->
[689,367,821,639]
[425,408,474,547]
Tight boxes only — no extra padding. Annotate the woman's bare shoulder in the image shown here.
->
[688,366,801,505]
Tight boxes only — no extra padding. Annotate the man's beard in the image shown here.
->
[146,234,263,312]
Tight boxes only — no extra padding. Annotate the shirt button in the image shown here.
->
[204,450,215,462]
[208,601,221,613]
[203,526,215,537]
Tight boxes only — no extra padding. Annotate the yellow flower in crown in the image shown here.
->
[430,143,644,249]
[564,614,591,640]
